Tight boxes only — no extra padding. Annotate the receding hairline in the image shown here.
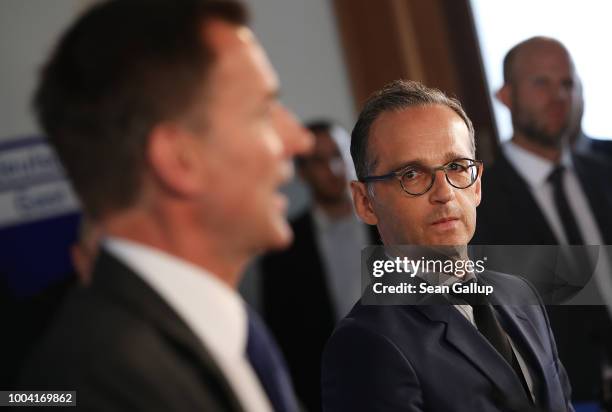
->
[503,36,572,84]
[365,103,475,174]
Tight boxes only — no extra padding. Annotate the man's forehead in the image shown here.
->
[513,41,574,77]
[368,105,472,167]
[370,105,468,144]
[204,19,254,50]
[202,19,279,89]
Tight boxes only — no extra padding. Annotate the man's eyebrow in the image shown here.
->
[388,159,427,172]
[443,152,472,163]
[388,153,472,172]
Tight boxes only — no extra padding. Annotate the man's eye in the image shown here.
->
[448,163,461,170]
[447,162,467,172]
[403,169,420,180]
[532,77,548,87]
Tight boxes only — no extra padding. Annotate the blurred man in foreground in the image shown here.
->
[19,1,312,411]
[322,80,573,411]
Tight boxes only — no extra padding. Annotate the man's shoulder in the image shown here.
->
[573,150,612,182]
[21,252,191,382]
[21,280,168,376]
[479,270,540,302]
[18,257,237,410]
[328,299,425,349]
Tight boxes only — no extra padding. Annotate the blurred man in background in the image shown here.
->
[473,36,612,404]
[19,1,312,411]
[261,120,379,411]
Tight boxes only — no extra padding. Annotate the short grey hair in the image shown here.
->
[350,80,475,181]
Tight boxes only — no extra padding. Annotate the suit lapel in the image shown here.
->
[92,251,245,412]
[493,304,555,408]
[417,302,532,406]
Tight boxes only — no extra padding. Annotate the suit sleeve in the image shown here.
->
[321,321,424,412]
[540,306,575,412]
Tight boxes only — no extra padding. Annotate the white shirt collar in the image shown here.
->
[502,141,573,188]
[103,237,247,362]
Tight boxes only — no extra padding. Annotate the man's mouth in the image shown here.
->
[430,217,460,230]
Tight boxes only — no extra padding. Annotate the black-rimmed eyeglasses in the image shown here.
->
[359,158,483,196]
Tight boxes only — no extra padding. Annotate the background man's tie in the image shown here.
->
[548,165,585,245]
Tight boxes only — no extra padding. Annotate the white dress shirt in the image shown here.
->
[502,142,612,317]
[104,237,272,412]
[502,141,603,246]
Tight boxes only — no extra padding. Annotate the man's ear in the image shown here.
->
[496,84,513,110]
[146,123,204,197]
[350,181,378,225]
[474,163,483,207]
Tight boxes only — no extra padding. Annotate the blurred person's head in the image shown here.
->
[70,216,101,286]
[35,0,313,284]
[349,80,482,246]
[497,37,577,157]
[297,121,352,212]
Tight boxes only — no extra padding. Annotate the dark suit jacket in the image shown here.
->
[322,271,574,412]
[261,211,379,412]
[575,132,612,160]
[19,250,245,412]
[473,150,612,245]
[1,274,76,389]
[472,149,612,401]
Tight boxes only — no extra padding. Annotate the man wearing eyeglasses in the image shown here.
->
[321,80,573,412]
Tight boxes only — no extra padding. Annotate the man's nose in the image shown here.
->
[429,170,454,204]
[277,105,314,157]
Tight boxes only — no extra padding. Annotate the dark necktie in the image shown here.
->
[452,281,532,401]
[245,307,298,412]
[548,165,585,245]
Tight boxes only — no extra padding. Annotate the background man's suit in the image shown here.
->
[473,150,612,245]
[322,271,573,412]
[473,150,612,401]
[20,251,245,412]
[261,210,379,411]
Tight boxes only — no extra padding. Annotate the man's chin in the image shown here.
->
[265,219,294,251]
[423,233,470,247]
[521,125,564,148]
